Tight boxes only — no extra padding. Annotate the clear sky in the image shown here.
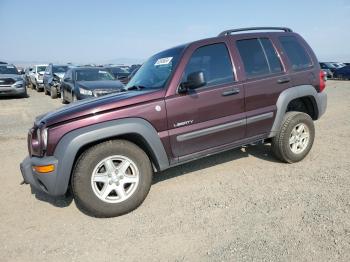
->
[1,0,349,64]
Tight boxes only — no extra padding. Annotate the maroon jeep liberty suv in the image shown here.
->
[20,27,327,217]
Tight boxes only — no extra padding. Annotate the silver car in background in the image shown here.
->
[29,64,47,91]
[0,64,27,97]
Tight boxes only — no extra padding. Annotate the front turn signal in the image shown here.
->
[33,165,55,173]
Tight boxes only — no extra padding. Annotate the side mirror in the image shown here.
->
[180,71,206,92]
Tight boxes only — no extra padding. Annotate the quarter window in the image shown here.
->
[279,36,312,70]
[182,43,234,88]
[236,38,283,78]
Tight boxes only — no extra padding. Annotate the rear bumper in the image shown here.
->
[20,156,65,196]
[316,91,327,119]
[0,86,26,96]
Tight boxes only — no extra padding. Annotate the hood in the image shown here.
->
[0,74,23,81]
[77,80,124,90]
[37,89,163,127]
[54,72,65,79]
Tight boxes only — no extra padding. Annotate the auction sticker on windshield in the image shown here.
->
[154,57,173,66]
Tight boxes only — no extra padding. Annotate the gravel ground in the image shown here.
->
[0,81,349,262]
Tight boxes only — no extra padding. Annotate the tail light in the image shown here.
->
[319,70,326,92]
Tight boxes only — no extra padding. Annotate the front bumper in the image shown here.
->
[20,156,64,196]
[0,86,26,96]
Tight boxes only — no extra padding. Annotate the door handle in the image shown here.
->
[222,87,240,96]
[277,77,291,84]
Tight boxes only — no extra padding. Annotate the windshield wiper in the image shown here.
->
[121,85,146,92]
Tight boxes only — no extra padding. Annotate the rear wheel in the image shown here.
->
[271,112,315,163]
[71,140,153,217]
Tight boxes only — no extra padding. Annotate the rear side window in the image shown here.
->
[260,39,283,73]
[279,36,312,70]
[183,43,234,88]
[236,38,283,78]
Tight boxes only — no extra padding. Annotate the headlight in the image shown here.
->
[14,81,24,88]
[36,127,48,150]
[79,87,93,96]
[42,128,48,150]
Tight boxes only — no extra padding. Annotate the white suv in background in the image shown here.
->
[29,64,47,91]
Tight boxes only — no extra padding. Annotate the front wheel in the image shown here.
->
[71,140,153,217]
[271,112,315,163]
[50,86,58,99]
[61,89,68,104]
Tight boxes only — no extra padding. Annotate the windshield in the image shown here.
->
[37,66,47,72]
[53,66,68,73]
[125,46,185,90]
[0,65,19,74]
[76,69,115,81]
[324,63,336,69]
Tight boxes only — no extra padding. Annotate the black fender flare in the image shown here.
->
[268,85,327,137]
[52,118,170,195]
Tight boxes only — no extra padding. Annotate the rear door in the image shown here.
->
[232,36,290,137]
[166,41,245,158]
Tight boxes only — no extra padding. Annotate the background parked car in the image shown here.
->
[333,65,350,80]
[43,64,69,98]
[330,62,346,69]
[320,62,337,77]
[0,64,27,97]
[105,65,130,84]
[60,67,124,103]
[29,64,47,91]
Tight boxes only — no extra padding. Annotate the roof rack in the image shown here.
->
[218,27,293,36]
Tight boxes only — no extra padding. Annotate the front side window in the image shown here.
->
[236,38,283,78]
[45,66,51,75]
[64,69,72,80]
[279,36,312,70]
[182,43,234,88]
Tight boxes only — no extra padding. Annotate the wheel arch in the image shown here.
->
[52,118,170,195]
[269,85,327,138]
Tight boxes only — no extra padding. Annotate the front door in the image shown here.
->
[166,42,245,158]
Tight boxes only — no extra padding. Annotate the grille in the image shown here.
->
[0,78,15,85]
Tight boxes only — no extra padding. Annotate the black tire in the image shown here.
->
[61,89,68,104]
[71,140,153,217]
[271,112,315,163]
[50,86,58,99]
[21,88,28,98]
[35,81,41,92]
[44,87,49,95]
